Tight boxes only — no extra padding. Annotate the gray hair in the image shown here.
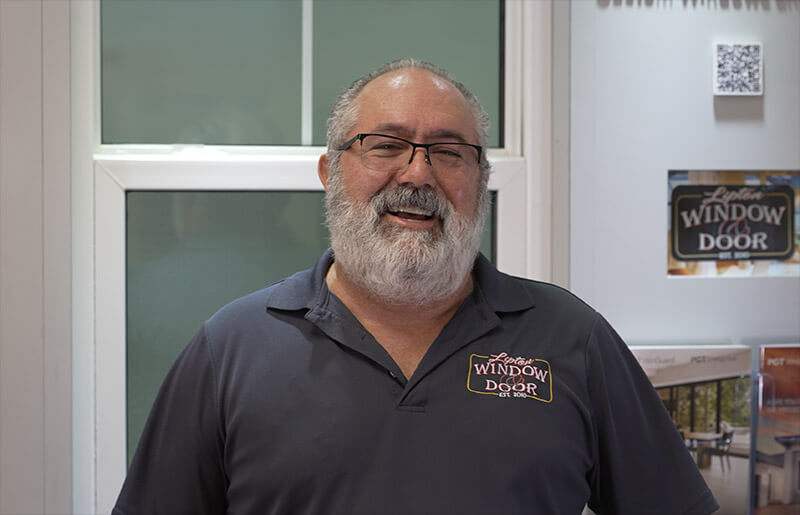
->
[325,58,491,180]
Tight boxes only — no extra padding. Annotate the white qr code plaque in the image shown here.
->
[714,43,763,96]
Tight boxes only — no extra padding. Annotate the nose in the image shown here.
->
[397,147,436,188]
[406,147,432,167]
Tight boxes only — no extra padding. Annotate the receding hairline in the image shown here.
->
[348,67,481,142]
[325,58,492,180]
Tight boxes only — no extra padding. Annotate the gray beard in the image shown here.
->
[325,171,489,307]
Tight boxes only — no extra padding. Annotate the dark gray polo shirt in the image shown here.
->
[113,250,718,515]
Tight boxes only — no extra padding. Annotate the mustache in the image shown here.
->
[369,185,450,219]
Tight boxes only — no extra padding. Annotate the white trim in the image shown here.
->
[0,1,72,510]
[301,0,313,145]
[491,157,528,276]
[93,155,526,512]
[94,163,127,513]
[92,147,523,195]
[86,1,544,509]
[42,1,74,510]
[523,0,553,281]
[71,0,99,512]
[503,0,523,157]
[0,1,46,511]
[551,0,571,289]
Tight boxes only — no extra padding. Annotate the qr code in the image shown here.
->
[714,43,763,95]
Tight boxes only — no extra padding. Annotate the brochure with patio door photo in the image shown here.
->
[630,345,752,515]
[756,344,800,512]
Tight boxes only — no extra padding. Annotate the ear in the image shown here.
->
[318,153,330,192]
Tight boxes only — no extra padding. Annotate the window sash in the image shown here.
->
[77,0,538,511]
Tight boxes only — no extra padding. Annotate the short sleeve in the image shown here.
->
[112,325,227,515]
[585,316,719,515]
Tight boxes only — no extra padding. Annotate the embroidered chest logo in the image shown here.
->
[467,352,553,402]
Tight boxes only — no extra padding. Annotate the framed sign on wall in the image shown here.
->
[668,170,799,278]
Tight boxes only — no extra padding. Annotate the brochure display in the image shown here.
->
[630,345,752,515]
[755,345,800,511]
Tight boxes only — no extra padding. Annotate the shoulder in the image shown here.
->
[203,255,324,340]
[200,280,302,351]
[522,277,596,315]
[204,285,275,337]
[477,257,598,331]
[475,252,593,308]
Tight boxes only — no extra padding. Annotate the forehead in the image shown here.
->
[353,69,478,141]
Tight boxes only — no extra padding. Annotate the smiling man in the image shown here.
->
[318,64,490,380]
[113,60,718,515]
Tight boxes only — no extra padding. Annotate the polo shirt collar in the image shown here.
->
[265,249,537,391]
[263,249,334,311]
[264,249,536,315]
[471,252,536,313]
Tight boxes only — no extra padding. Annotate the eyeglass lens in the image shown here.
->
[359,134,479,173]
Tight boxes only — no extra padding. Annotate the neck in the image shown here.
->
[326,261,473,325]
[326,261,473,379]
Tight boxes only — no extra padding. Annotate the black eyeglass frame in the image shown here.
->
[336,133,483,167]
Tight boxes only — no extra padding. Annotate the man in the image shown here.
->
[113,59,718,514]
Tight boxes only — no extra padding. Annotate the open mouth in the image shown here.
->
[387,206,435,222]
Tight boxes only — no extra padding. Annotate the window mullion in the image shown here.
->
[301,0,313,146]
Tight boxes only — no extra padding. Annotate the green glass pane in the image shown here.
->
[126,190,496,462]
[102,0,302,145]
[692,382,718,432]
[677,385,691,430]
[720,377,751,428]
[312,0,502,147]
[481,192,496,261]
[126,191,329,462]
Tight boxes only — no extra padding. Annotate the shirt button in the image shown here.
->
[389,371,397,379]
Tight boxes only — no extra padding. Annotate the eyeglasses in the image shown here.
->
[337,133,482,174]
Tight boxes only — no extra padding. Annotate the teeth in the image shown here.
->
[392,205,432,216]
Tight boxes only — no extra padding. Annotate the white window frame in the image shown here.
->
[73,1,553,512]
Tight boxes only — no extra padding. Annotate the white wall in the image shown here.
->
[0,1,72,513]
[570,0,800,346]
